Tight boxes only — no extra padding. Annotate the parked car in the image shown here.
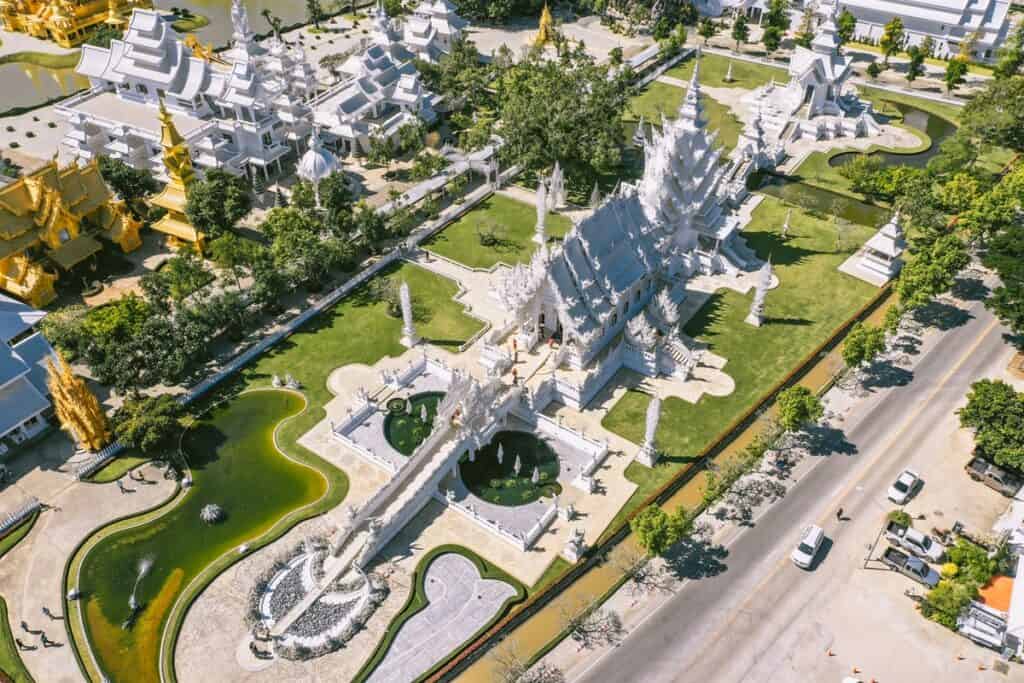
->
[791,524,825,569]
[966,457,1023,497]
[885,519,945,562]
[888,469,922,505]
[880,546,940,588]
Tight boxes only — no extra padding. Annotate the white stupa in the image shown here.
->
[297,125,339,207]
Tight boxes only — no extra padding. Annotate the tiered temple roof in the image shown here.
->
[403,0,467,61]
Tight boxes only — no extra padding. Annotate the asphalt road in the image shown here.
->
[577,292,1013,683]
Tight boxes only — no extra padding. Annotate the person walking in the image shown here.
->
[836,507,844,521]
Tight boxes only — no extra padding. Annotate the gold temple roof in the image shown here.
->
[47,233,103,270]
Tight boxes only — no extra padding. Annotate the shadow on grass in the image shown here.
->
[763,316,813,327]
[743,230,828,268]
[665,537,729,581]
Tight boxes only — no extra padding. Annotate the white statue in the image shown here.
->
[534,181,547,244]
[420,404,428,422]
[469,447,476,463]
[514,454,522,477]
[563,527,587,562]
[590,181,601,209]
[636,397,661,467]
[497,443,504,465]
[782,209,792,239]
[531,467,540,484]
[632,115,647,147]
[745,257,772,327]
[406,398,413,414]
[724,60,734,83]
[399,281,419,347]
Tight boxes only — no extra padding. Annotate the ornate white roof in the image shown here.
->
[297,126,338,183]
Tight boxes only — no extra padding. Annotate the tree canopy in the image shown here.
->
[961,76,1024,153]
[112,395,184,454]
[776,385,823,432]
[842,322,886,369]
[959,380,1024,471]
[184,169,252,239]
[98,156,159,203]
[630,504,690,556]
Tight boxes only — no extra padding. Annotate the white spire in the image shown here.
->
[534,181,547,244]
[231,0,256,54]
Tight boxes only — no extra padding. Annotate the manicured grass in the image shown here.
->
[846,42,994,76]
[87,453,150,484]
[424,194,572,270]
[858,85,963,125]
[627,80,744,151]
[79,391,327,683]
[0,596,33,683]
[666,50,786,90]
[459,431,562,506]
[0,512,38,561]
[171,14,209,32]
[602,196,877,518]
[353,544,526,683]
[0,50,79,69]
[384,392,444,455]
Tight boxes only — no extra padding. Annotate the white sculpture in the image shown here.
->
[534,181,547,244]
[514,454,522,477]
[399,281,419,347]
[724,60,734,83]
[420,404,428,422]
[531,467,540,484]
[200,503,226,525]
[497,443,504,465]
[632,115,647,147]
[549,162,567,209]
[563,527,587,562]
[272,374,282,388]
[406,398,413,414]
[468,447,476,463]
[636,397,661,467]
[745,257,772,327]
[782,209,792,239]
[590,181,601,209]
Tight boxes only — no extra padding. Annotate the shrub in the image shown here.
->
[940,562,959,579]
[887,509,912,527]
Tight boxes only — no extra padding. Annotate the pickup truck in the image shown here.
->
[966,457,1023,497]
[885,520,945,562]
[881,546,940,588]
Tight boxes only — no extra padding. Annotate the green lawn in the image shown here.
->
[666,51,787,90]
[68,262,485,683]
[0,597,32,683]
[602,196,878,513]
[171,13,209,32]
[0,50,79,69]
[425,194,573,270]
[459,431,562,506]
[354,544,526,683]
[87,453,150,484]
[626,80,744,151]
[858,85,964,125]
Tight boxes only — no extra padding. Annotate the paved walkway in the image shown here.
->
[0,432,172,683]
[366,553,516,683]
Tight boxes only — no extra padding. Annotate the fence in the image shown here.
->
[0,497,40,538]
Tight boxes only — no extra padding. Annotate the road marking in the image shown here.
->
[571,315,1001,683]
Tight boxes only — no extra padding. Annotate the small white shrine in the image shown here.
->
[297,126,340,207]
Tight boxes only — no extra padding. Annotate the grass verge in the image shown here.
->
[0,51,79,69]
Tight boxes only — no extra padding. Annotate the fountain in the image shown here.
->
[200,503,226,525]
[123,555,154,629]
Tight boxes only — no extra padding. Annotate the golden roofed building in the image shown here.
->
[0,0,150,49]
[0,159,142,308]
[149,99,205,250]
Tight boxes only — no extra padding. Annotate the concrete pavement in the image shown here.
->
[574,280,1021,683]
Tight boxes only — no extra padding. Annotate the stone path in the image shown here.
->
[366,553,516,683]
[0,433,173,683]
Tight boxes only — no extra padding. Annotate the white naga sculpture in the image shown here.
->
[745,257,773,328]
[400,281,419,347]
[534,181,548,244]
[637,397,661,467]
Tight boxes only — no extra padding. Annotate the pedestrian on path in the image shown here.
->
[19,620,28,632]
[836,507,844,521]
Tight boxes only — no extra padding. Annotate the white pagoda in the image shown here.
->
[402,0,467,62]
[857,211,906,281]
[60,2,316,182]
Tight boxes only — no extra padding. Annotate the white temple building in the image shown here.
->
[843,210,906,285]
[58,2,317,181]
[402,0,467,62]
[493,60,757,409]
[311,1,445,156]
[741,0,880,142]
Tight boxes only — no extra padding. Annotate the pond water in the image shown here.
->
[167,0,312,47]
[755,174,891,228]
[828,103,958,170]
[0,62,89,115]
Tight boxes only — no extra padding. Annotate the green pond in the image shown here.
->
[460,431,562,506]
[76,390,326,683]
[0,62,88,116]
[754,175,891,228]
[384,391,444,456]
[828,102,958,169]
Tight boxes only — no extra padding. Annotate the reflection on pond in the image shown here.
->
[174,0,311,46]
[755,174,891,228]
[0,62,89,114]
[828,103,958,170]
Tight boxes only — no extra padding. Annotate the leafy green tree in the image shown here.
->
[630,504,689,556]
[208,232,263,289]
[730,14,749,51]
[762,25,783,54]
[144,247,210,304]
[305,0,324,30]
[98,156,158,203]
[763,0,789,31]
[367,136,396,168]
[895,235,970,309]
[961,76,1024,152]
[932,172,981,214]
[39,304,89,360]
[866,61,882,80]
[944,58,968,93]
[793,8,814,48]
[87,23,122,49]
[397,120,427,156]
[836,9,857,44]
[698,17,718,45]
[905,45,926,83]
[497,46,632,186]
[923,579,977,629]
[993,23,1024,78]
[775,386,823,432]
[112,395,184,454]
[319,170,355,233]
[879,17,905,65]
[842,322,886,368]
[184,169,252,239]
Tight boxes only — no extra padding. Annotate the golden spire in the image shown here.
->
[535,2,555,47]
[104,0,125,27]
[46,351,111,452]
[157,98,195,187]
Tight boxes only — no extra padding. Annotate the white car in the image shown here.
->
[791,524,825,569]
[888,468,921,505]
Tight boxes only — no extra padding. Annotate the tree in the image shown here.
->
[318,171,355,233]
[905,45,926,84]
[367,136,396,168]
[944,58,968,94]
[112,395,184,454]
[98,156,158,203]
[932,172,982,214]
[184,169,252,239]
[497,47,632,187]
[763,0,790,31]
[561,603,624,651]
[731,14,749,51]
[794,8,814,48]
[959,29,982,61]
[920,35,935,58]
[866,61,882,80]
[208,232,263,290]
[776,385,823,432]
[305,0,324,30]
[262,208,344,288]
[143,247,211,304]
[879,17,905,65]
[836,9,857,45]
[993,24,1024,79]
[630,504,689,556]
[762,25,783,54]
[895,235,970,309]
[961,76,1024,152]
[842,322,886,369]
[87,23,122,49]
[698,17,718,45]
